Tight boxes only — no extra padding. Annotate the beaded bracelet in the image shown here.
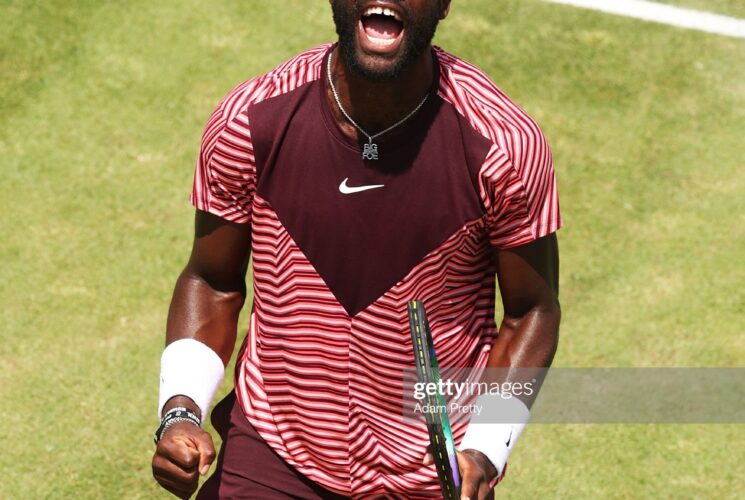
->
[154,406,201,444]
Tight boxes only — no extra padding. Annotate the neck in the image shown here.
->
[328,46,434,139]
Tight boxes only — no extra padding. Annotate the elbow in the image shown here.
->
[545,300,561,357]
[550,298,561,327]
[529,299,562,345]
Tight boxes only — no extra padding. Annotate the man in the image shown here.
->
[152,0,561,498]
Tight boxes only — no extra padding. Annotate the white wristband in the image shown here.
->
[459,395,530,476]
[158,338,225,422]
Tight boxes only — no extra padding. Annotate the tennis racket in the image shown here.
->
[408,300,461,500]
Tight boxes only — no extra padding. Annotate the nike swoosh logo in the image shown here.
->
[505,427,513,447]
[339,177,384,194]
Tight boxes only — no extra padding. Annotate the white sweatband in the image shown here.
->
[459,395,530,476]
[158,338,225,422]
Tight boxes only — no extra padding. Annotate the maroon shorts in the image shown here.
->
[196,391,349,499]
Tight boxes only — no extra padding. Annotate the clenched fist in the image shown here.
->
[152,421,216,499]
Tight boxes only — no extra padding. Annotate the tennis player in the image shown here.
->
[151,1,561,498]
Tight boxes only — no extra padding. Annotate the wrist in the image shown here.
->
[459,395,530,477]
[154,406,201,444]
[158,338,225,422]
[161,395,202,420]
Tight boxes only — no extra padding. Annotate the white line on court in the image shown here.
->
[543,0,745,38]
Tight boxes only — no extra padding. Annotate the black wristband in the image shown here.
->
[154,406,201,444]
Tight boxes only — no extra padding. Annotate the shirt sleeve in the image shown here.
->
[480,126,562,249]
[189,92,257,224]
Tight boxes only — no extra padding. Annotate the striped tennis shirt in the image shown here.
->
[190,43,561,498]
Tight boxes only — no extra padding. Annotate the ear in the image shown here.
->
[440,0,452,20]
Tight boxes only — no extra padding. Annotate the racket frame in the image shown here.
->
[408,300,461,500]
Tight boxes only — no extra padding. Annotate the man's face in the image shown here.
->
[330,0,449,82]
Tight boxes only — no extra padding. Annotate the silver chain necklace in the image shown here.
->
[327,53,429,161]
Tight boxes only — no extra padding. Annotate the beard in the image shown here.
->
[331,0,441,82]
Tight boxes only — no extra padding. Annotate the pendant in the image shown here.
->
[362,140,379,161]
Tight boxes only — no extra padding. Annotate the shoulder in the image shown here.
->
[435,47,550,175]
[208,43,331,131]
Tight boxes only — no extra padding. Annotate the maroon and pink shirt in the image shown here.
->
[190,43,561,498]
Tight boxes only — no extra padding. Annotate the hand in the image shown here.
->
[422,448,497,500]
[152,421,216,499]
[457,449,498,500]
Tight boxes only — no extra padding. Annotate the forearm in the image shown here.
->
[488,304,560,368]
[160,269,246,418]
[165,269,246,364]
[485,304,560,406]
[458,304,560,478]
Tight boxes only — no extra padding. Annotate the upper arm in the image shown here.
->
[488,234,560,386]
[185,209,252,292]
[165,210,251,352]
[494,233,559,321]
[186,84,258,288]
[480,122,562,318]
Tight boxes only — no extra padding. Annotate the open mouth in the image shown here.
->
[359,5,405,51]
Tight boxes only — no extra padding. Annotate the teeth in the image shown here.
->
[363,6,401,21]
[367,36,397,47]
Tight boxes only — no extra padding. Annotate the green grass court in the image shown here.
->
[1,0,743,498]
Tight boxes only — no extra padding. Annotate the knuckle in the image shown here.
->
[177,454,197,469]
[152,456,167,474]
[183,470,199,486]
[154,474,174,490]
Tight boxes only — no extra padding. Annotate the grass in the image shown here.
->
[1,0,743,498]
[654,0,745,18]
